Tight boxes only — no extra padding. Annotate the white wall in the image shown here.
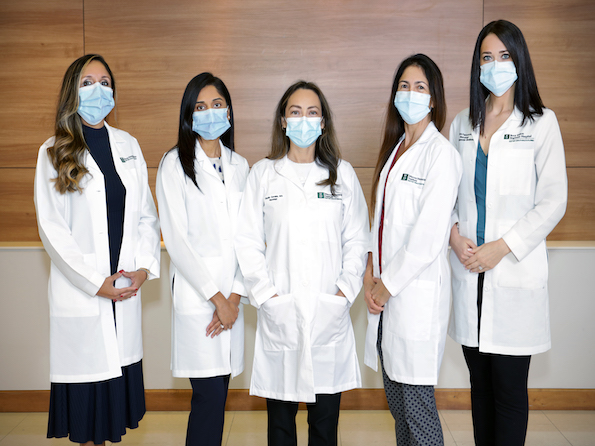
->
[1,245,593,391]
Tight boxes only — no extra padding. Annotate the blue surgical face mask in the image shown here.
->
[77,82,115,126]
[394,91,431,125]
[480,61,518,97]
[285,117,322,148]
[192,108,231,141]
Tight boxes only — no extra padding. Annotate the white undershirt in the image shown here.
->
[288,159,315,186]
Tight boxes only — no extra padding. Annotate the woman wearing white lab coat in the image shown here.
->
[156,73,248,446]
[235,81,369,446]
[363,54,462,446]
[448,21,567,446]
[34,54,160,446]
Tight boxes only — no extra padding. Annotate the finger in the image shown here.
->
[211,326,224,338]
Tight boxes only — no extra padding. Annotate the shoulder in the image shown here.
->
[159,148,180,170]
[451,108,471,130]
[337,159,357,179]
[106,124,141,149]
[534,108,558,126]
[250,157,275,174]
[224,147,250,171]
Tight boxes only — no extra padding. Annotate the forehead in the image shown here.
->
[196,84,224,102]
[286,88,321,108]
[399,65,428,84]
[481,33,508,52]
[81,60,110,78]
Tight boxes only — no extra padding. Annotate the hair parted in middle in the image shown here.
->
[371,53,446,212]
[172,72,235,191]
[269,80,341,194]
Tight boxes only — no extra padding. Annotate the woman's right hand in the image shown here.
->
[96,272,137,301]
[450,223,477,265]
[364,253,384,315]
[210,292,239,330]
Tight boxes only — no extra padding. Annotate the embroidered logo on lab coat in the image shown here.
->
[120,155,137,163]
[401,174,426,186]
[317,192,342,200]
[504,133,534,142]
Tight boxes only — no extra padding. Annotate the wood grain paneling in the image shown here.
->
[1,166,592,242]
[83,0,482,168]
[484,0,595,167]
[0,0,83,167]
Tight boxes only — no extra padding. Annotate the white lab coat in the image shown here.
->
[235,156,369,402]
[448,108,567,355]
[364,122,462,385]
[34,123,161,383]
[156,141,248,378]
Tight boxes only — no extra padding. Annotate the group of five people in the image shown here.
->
[34,19,567,446]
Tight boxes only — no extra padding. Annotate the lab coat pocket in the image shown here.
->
[259,294,298,351]
[316,197,342,243]
[311,293,350,347]
[498,148,534,195]
[497,240,548,290]
[396,182,422,226]
[48,255,100,317]
[387,279,436,341]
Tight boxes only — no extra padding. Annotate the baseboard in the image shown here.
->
[1,388,594,412]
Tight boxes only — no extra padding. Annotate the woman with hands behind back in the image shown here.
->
[156,73,249,446]
[363,54,462,446]
[34,54,161,446]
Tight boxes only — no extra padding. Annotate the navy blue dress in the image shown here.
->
[47,125,145,444]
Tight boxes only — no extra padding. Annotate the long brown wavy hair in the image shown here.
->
[371,54,446,213]
[268,81,341,194]
[48,54,116,194]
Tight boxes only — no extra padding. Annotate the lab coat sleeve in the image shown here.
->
[231,159,249,299]
[34,141,105,296]
[234,164,278,308]
[501,110,568,261]
[336,163,370,303]
[381,142,463,297]
[449,117,461,228]
[156,153,219,301]
[132,139,161,278]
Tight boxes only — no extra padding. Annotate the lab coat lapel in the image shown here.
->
[275,155,304,190]
[195,140,224,186]
[220,141,237,189]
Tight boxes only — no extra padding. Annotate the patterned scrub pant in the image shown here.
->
[377,314,444,446]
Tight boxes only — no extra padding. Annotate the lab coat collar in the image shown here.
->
[394,120,438,159]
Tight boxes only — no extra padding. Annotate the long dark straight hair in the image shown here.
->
[470,20,544,134]
[173,72,234,189]
[268,81,341,194]
[371,54,446,212]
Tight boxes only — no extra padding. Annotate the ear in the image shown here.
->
[227,108,231,120]
[321,117,325,130]
[282,117,287,129]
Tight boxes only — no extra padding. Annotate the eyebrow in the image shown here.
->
[196,97,224,103]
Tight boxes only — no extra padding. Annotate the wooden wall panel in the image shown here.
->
[484,0,595,168]
[0,169,38,241]
[83,0,482,168]
[0,0,84,167]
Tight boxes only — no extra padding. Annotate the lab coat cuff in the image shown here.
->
[252,285,278,308]
[88,271,105,296]
[450,212,459,230]
[135,256,160,280]
[379,271,398,299]
[201,281,220,302]
[502,230,526,262]
[231,279,246,297]
[336,279,356,304]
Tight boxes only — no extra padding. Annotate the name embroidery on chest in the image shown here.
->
[120,155,137,163]
[458,132,474,142]
[265,194,284,202]
[401,174,426,186]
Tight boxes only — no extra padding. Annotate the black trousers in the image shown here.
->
[186,375,230,446]
[266,393,341,446]
[465,272,531,446]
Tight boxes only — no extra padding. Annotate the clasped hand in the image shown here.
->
[96,270,147,301]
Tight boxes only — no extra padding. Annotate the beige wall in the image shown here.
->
[1,0,594,241]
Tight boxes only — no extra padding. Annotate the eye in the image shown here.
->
[195,104,206,111]
[100,80,110,87]
[81,79,93,87]
[482,55,493,62]
[290,110,300,116]
[308,110,319,116]
[501,53,511,60]
[417,85,426,91]
[398,82,408,90]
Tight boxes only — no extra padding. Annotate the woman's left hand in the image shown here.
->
[370,279,391,308]
[206,293,242,338]
[464,238,511,273]
[118,269,148,298]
